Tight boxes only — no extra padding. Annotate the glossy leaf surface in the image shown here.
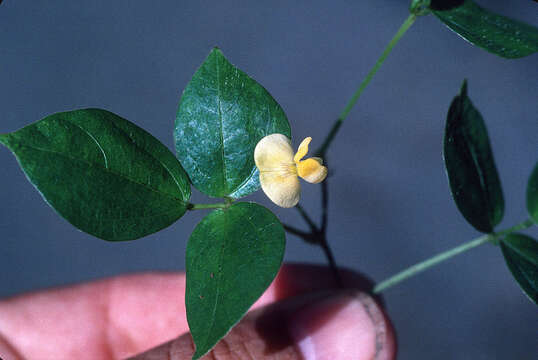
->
[0,109,190,241]
[186,202,285,359]
[443,81,504,233]
[527,162,538,224]
[501,233,538,305]
[175,48,291,198]
[433,0,538,58]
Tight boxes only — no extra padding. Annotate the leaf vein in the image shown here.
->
[13,142,186,205]
[215,53,228,194]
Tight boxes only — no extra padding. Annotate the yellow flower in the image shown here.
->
[254,134,328,208]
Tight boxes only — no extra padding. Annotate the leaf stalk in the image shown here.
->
[187,202,229,210]
[373,219,536,293]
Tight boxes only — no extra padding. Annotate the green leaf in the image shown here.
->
[185,202,285,359]
[432,0,538,58]
[0,109,191,241]
[175,47,291,199]
[443,80,504,233]
[501,233,538,305]
[527,162,538,224]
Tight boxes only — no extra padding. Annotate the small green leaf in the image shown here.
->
[527,162,538,224]
[443,80,504,233]
[186,202,285,359]
[432,0,538,58]
[0,109,191,241]
[175,47,291,199]
[501,233,538,305]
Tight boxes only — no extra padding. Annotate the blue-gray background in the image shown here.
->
[1,0,537,358]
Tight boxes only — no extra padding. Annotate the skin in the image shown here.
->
[0,264,396,360]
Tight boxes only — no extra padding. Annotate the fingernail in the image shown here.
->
[289,291,393,360]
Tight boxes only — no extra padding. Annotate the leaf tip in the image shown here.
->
[527,162,538,223]
[460,79,468,97]
[191,349,206,360]
[210,46,224,57]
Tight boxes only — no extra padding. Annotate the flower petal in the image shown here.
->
[293,137,312,163]
[260,171,301,208]
[310,157,323,165]
[255,133,295,172]
[255,133,300,207]
[297,158,328,184]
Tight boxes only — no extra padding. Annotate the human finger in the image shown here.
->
[132,289,396,360]
[0,263,376,359]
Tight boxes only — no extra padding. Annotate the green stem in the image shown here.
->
[373,219,535,294]
[320,238,344,288]
[316,13,417,156]
[187,202,228,210]
[295,204,319,232]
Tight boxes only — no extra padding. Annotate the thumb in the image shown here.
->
[130,289,396,360]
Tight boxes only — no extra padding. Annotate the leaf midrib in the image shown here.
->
[504,242,538,266]
[504,245,537,288]
[10,140,187,205]
[215,53,228,195]
[81,116,189,200]
[203,209,268,347]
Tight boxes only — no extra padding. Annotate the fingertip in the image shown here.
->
[133,290,396,360]
[289,290,396,360]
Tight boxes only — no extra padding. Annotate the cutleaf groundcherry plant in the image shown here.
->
[1,1,537,359]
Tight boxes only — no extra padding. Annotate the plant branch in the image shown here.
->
[287,177,343,286]
[321,179,329,232]
[316,13,417,156]
[318,177,343,286]
[373,219,536,293]
[187,202,228,210]
[293,13,419,285]
[283,224,311,239]
[295,204,319,232]
[320,236,343,288]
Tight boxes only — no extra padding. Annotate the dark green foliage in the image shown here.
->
[175,48,291,199]
[527,162,538,224]
[501,233,538,305]
[443,81,504,233]
[185,202,286,359]
[0,109,191,241]
[433,0,538,58]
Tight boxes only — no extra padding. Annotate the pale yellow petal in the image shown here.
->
[297,158,328,184]
[260,172,301,208]
[255,133,300,207]
[254,133,295,172]
[310,157,323,165]
[293,137,312,163]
